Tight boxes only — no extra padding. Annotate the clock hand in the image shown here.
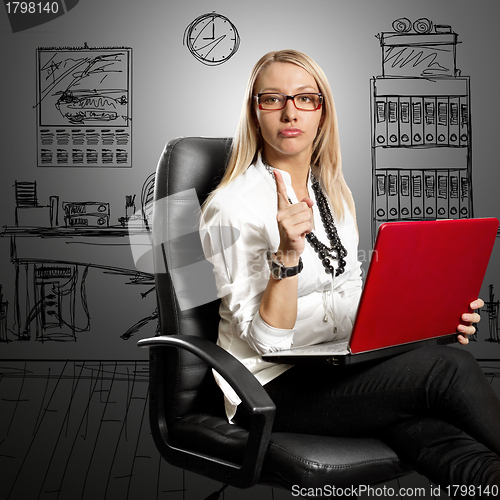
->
[197,35,226,55]
[202,22,215,40]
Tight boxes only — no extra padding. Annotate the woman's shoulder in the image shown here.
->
[203,164,270,224]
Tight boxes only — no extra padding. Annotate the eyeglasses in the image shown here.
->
[254,93,323,111]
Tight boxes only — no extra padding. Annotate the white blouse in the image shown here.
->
[200,155,363,421]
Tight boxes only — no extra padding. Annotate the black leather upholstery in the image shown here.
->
[138,137,413,490]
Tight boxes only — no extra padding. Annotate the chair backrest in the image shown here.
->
[153,137,232,424]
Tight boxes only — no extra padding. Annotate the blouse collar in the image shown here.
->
[254,152,312,205]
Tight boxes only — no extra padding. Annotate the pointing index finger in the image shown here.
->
[273,169,290,210]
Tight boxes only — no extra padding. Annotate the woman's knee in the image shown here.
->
[419,345,476,370]
[405,346,481,400]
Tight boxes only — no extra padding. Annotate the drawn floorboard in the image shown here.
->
[0,360,498,500]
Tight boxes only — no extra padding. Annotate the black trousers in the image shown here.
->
[258,346,500,492]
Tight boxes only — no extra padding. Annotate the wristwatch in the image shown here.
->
[267,251,303,280]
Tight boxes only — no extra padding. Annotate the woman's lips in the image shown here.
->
[279,128,303,137]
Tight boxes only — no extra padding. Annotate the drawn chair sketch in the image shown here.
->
[120,173,158,340]
[138,137,413,492]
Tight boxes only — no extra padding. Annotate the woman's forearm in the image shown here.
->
[259,255,299,329]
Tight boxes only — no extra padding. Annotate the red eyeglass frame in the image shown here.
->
[254,93,323,111]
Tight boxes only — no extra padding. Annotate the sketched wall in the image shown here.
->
[0,0,499,499]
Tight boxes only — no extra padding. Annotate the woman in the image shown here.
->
[200,49,500,490]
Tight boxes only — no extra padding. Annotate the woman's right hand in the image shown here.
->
[274,169,314,265]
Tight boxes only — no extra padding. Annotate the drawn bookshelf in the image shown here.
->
[370,20,472,241]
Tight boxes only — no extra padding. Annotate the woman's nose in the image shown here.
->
[281,98,297,121]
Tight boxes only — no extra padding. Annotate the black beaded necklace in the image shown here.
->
[262,156,347,277]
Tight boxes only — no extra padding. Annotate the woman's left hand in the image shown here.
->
[457,299,484,345]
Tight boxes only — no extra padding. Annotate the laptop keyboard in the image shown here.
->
[289,340,350,355]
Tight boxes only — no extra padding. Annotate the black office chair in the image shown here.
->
[137,137,413,492]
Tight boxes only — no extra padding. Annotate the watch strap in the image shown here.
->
[268,251,303,280]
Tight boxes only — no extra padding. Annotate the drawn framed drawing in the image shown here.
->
[35,44,132,167]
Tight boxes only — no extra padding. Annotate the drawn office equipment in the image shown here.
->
[183,12,240,66]
[387,100,399,146]
[371,20,473,241]
[387,172,399,219]
[392,17,412,33]
[2,177,156,342]
[484,285,500,344]
[424,97,436,145]
[14,181,59,228]
[411,172,424,217]
[374,99,387,145]
[32,264,81,341]
[399,173,411,218]
[62,202,110,228]
[459,170,471,217]
[399,97,411,145]
[413,17,433,34]
[374,174,387,219]
[424,173,436,217]
[449,97,460,144]
[0,285,8,343]
[449,172,460,217]
[411,97,424,145]
[437,174,448,217]
[460,97,469,146]
[437,97,449,144]
[379,18,457,78]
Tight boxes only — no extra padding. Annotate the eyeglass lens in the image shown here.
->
[258,93,321,110]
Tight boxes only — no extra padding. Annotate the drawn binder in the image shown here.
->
[411,172,424,218]
[459,97,469,146]
[374,99,387,146]
[459,170,471,217]
[424,97,436,146]
[449,98,460,145]
[437,98,449,145]
[411,98,424,146]
[374,173,387,220]
[424,172,436,217]
[399,97,411,146]
[387,100,399,146]
[437,173,448,218]
[399,172,411,218]
[449,172,460,217]
[387,172,399,219]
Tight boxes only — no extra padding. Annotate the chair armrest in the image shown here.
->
[138,334,275,415]
[138,334,276,488]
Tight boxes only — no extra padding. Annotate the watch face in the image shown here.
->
[184,13,240,66]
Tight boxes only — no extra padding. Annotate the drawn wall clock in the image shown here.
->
[183,12,240,66]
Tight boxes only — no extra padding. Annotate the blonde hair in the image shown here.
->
[203,49,356,223]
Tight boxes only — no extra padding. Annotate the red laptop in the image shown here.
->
[262,218,499,366]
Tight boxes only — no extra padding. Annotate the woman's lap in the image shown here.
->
[263,346,500,453]
[258,345,500,489]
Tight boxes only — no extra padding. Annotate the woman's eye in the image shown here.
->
[265,95,280,104]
